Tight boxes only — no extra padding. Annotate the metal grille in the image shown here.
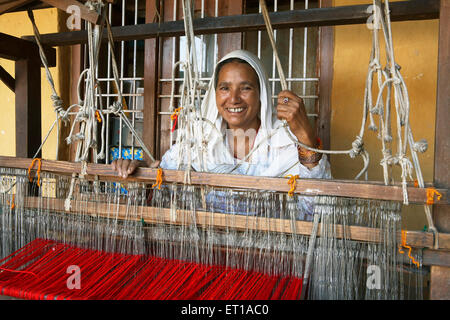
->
[83,0,146,164]
[83,0,320,162]
[158,0,320,156]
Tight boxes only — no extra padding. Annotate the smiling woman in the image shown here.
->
[113,50,330,187]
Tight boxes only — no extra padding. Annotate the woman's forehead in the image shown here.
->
[216,61,259,84]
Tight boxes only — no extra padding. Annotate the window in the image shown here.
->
[76,0,324,164]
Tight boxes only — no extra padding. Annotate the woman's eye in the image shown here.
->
[219,86,229,91]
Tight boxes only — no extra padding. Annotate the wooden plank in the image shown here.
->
[40,0,102,25]
[430,0,450,301]
[0,32,56,67]
[217,0,243,60]
[0,0,34,15]
[433,0,450,233]
[143,0,160,163]
[430,266,450,300]
[0,156,448,205]
[423,250,450,268]
[14,60,41,158]
[317,0,333,152]
[158,0,178,159]
[0,64,15,91]
[20,0,440,47]
[21,196,449,254]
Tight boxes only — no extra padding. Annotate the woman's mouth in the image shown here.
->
[227,107,245,114]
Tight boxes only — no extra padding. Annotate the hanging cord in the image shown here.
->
[286,174,299,197]
[369,0,438,247]
[104,14,156,163]
[256,0,369,180]
[27,10,73,161]
[27,158,42,187]
[398,230,420,268]
[152,168,164,190]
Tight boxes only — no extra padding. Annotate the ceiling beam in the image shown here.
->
[21,0,439,47]
[0,32,56,67]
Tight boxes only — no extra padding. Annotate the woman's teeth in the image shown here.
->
[228,107,244,113]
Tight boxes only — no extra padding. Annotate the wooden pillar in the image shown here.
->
[143,0,160,162]
[430,0,450,301]
[15,58,41,158]
[317,0,334,152]
[316,0,334,152]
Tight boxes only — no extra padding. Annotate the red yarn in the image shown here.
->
[0,239,304,300]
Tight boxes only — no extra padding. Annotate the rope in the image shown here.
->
[426,188,442,205]
[286,174,299,197]
[152,168,163,190]
[27,10,68,161]
[170,107,183,132]
[398,230,420,268]
[257,0,369,176]
[27,158,42,187]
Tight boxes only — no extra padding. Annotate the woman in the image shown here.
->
[114,50,330,181]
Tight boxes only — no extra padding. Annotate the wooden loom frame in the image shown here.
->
[0,0,448,299]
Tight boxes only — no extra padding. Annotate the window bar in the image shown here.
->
[118,0,126,161]
[105,3,112,164]
[131,0,139,161]
[170,0,178,148]
[271,0,278,104]
[303,0,309,96]
[159,77,319,82]
[201,0,206,76]
[214,0,218,63]
[97,77,144,81]
[257,2,261,59]
[288,0,294,91]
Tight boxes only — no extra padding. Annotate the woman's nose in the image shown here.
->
[230,89,241,103]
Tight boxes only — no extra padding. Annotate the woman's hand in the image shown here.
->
[276,90,316,148]
[111,159,161,178]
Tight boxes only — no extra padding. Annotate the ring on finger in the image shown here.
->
[283,97,289,104]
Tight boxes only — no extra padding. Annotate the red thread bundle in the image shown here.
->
[0,239,303,300]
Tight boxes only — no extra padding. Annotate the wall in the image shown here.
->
[0,8,70,160]
[330,0,439,230]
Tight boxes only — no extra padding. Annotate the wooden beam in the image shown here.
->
[0,156,447,205]
[0,64,15,91]
[0,0,34,15]
[40,0,102,25]
[430,0,450,301]
[21,196,450,254]
[423,250,450,268]
[143,0,159,163]
[21,0,440,47]
[14,60,41,158]
[317,0,333,152]
[0,32,56,67]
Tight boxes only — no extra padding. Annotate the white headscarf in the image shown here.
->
[197,50,297,171]
[161,49,310,176]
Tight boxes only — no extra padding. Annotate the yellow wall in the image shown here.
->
[0,8,68,159]
[331,0,439,229]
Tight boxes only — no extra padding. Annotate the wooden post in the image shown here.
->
[317,0,333,152]
[430,0,450,301]
[143,0,160,161]
[15,58,41,158]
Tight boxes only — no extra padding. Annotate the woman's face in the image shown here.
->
[215,61,261,131]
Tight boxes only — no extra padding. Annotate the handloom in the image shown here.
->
[0,0,448,300]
